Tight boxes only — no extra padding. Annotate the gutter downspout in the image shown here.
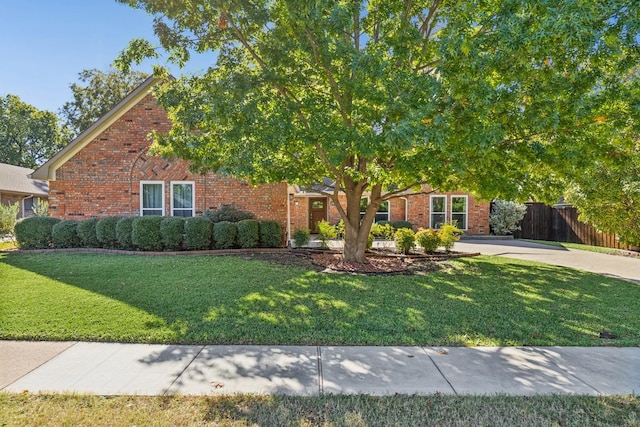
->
[286,190,292,247]
[399,197,408,221]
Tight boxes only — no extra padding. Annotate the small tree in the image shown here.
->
[0,202,19,237]
[490,200,528,236]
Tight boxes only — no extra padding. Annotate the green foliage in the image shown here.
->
[204,204,255,223]
[96,217,121,248]
[259,220,282,248]
[0,202,19,236]
[52,220,81,248]
[335,220,345,240]
[76,218,99,248]
[490,200,528,236]
[236,219,259,249]
[116,217,135,250]
[60,68,148,137]
[14,216,60,249]
[371,222,395,240]
[160,216,185,251]
[394,228,416,255]
[317,220,337,249]
[416,229,441,253]
[439,224,462,252]
[131,216,164,251]
[292,228,311,248]
[31,200,49,217]
[0,94,70,168]
[392,221,413,230]
[184,216,212,250]
[213,221,237,249]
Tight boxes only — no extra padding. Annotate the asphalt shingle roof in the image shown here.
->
[0,163,48,197]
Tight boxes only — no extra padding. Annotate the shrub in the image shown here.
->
[184,216,213,250]
[317,220,337,248]
[335,220,345,239]
[96,217,121,248]
[160,217,185,251]
[392,220,413,230]
[14,216,60,249]
[490,200,527,235]
[76,218,100,248]
[260,220,282,248]
[52,220,81,248]
[132,216,164,251]
[367,232,374,250]
[31,200,49,217]
[416,228,440,253]
[394,227,416,255]
[214,221,237,249]
[237,219,260,248]
[204,204,255,223]
[0,202,20,237]
[292,227,311,247]
[438,224,462,251]
[371,222,395,240]
[116,217,135,250]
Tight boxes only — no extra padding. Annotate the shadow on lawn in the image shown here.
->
[1,252,638,346]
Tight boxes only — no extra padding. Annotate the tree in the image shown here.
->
[117,0,640,262]
[0,95,69,168]
[60,68,148,136]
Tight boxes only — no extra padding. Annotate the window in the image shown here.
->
[141,181,164,216]
[360,198,390,222]
[430,195,446,229]
[451,196,468,230]
[171,181,195,217]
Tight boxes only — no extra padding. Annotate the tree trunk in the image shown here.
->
[339,182,382,263]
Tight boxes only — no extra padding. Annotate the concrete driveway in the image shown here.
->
[454,239,640,284]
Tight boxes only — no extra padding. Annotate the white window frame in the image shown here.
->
[430,195,447,229]
[360,197,391,222]
[140,181,165,216]
[170,181,195,217]
[450,195,468,230]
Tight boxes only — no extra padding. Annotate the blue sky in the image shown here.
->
[0,1,211,113]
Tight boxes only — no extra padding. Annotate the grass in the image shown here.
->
[0,240,16,250]
[521,239,639,256]
[1,252,639,346]
[1,392,639,426]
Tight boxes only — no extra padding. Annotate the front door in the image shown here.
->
[309,197,328,233]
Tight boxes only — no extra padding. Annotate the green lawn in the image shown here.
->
[1,252,639,346]
[521,239,639,256]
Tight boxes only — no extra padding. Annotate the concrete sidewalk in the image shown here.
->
[2,341,638,396]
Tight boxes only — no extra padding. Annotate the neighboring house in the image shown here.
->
[33,77,489,242]
[0,163,48,218]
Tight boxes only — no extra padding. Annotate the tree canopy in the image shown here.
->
[117,0,640,261]
[0,95,70,168]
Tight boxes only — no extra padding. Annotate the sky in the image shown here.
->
[0,1,212,113]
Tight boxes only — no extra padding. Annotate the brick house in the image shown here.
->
[33,77,489,242]
[0,163,48,218]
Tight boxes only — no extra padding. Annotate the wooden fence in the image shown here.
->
[511,202,636,250]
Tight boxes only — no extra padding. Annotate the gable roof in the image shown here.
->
[31,76,163,181]
[0,163,48,197]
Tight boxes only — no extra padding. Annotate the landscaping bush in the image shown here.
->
[292,227,311,247]
[204,204,255,223]
[371,222,395,240]
[96,216,121,248]
[214,221,237,249]
[236,219,259,248]
[317,220,337,248]
[392,220,413,230]
[490,200,527,235]
[52,220,81,248]
[260,220,282,248]
[335,220,345,239]
[394,227,416,255]
[160,217,185,251]
[14,216,60,249]
[416,228,440,253]
[184,216,213,250]
[76,218,100,248]
[131,216,164,251]
[438,223,462,251]
[0,202,19,237]
[116,217,135,250]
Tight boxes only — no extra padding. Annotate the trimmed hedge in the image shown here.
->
[416,229,440,253]
[394,228,416,255]
[14,216,60,249]
[185,216,212,250]
[160,217,185,251]
[292,227,311,247]
[260,220,282,248]
[236,219,259,249]
[392,220,413,230]
[132,216,164,251]
[96,217,121,248]
[76,218,99,248]
[214,221,237,249]
[116,217,135,250]
[205,204,255,223]
[52,220,81,249]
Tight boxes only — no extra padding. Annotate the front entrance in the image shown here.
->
[309,197,328,233]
